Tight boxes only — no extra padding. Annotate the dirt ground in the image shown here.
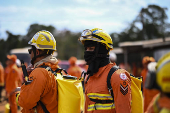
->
[0,89,22,113]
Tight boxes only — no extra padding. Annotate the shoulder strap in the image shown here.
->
[39,101,50,113]
[39,65,68,75]
[107,66,119,99]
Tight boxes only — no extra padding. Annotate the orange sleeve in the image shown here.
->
[18,68,48,110]
[111,69,131,113]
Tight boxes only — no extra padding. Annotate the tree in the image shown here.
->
[135,5,168,40]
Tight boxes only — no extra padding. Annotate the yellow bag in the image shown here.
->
[131,76,143,113]
[40,66,84,113]
[57,73,84,113]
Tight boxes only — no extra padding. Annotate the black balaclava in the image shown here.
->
[84,40,110,82]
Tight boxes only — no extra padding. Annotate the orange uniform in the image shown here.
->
[84,63,131,113]
[141,68,159,111]
[67,57,82,78]
[18,62,59,113]
[4,65,10,86]
[67,65,82,78]
[5,63,20,113]
[146,93,170,113]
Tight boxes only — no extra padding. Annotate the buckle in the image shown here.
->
[108,88,112,94]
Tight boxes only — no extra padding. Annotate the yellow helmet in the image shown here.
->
[28,30,56,50]
[78,28,113,50]
[156,52,170,93]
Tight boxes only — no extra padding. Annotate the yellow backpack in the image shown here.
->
[107,66,143,113]
[40,66,84,113]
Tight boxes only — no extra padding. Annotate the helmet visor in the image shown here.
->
[79,29,102,42]
[81,29,93,37]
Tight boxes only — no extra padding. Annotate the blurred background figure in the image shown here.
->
[141,56,159,112]
[5,55,20,113]
[109,51,117,63]
[16,59,24,86]
[0,62,4,102]
[145,52,170,113]
[67,56,82,78]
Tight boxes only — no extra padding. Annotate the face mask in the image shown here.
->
[84,51,95,64]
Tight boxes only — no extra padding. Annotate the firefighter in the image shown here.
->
[145,52,170,113]
[17,30,59,112]
[79,28,132,113]
[141,56,159,111]
[5,54,20,113]
[67,56,82,78]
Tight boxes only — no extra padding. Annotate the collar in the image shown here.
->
[34,55,58,68]
[93,62,116,78]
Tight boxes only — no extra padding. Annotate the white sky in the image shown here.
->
[0,0,170,40]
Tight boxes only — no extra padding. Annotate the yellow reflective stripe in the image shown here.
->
[87,93,113,100]
[87,103,115,111]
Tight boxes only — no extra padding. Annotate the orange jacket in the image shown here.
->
[5,63,20,94]
[18,62,59,113]
[67,65,82,78]
[0,64,4,86]
[4,66,10,85]
[84,63,131,113]
[146,93,170,113]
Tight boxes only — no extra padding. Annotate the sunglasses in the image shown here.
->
[28,49,33,54]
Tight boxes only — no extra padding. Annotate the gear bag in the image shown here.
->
[39,66,84,113]
[107,66,143,113]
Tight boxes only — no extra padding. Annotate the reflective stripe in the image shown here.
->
[37,44,53,49]
[88,103,115,111]
[87,93,113,100]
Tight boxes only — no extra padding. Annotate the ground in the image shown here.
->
[0,89,22,113]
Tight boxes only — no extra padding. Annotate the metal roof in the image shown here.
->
[119,37,170,49]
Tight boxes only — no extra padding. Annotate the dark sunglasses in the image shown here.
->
[28,49,33,54]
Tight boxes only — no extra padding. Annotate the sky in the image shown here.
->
[0,0,170,40]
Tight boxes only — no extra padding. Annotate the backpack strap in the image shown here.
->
[107,66,119,100]
[39,101,50,113]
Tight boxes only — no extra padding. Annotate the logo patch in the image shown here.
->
[120,73,127,80]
